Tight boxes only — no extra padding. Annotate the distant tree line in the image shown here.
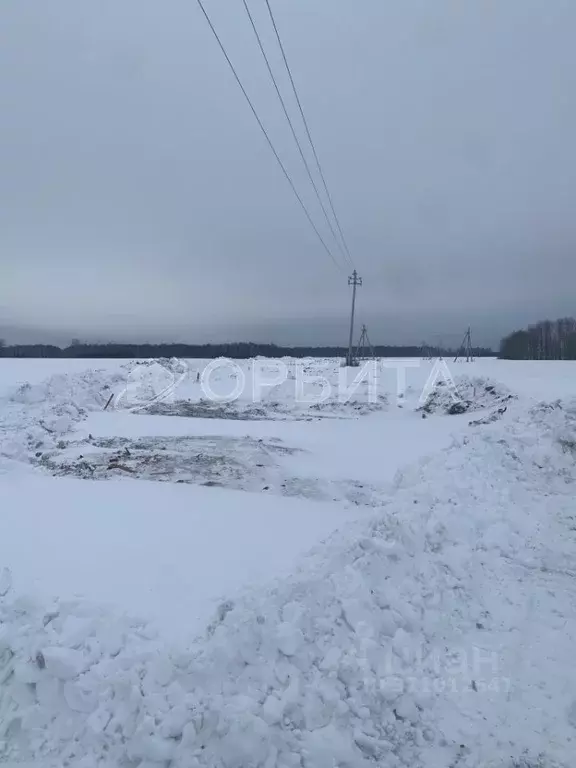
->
[499,317,576,360]
[0,339,493,359]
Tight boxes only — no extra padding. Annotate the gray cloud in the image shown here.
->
[1,0,575,349]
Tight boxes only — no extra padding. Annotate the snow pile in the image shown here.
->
[391,400,576,766]
[0,371,123,461]
[10,369,120,413]
[0,529,435,768]
[419,375,515,416]
[1,398,576,766]
[0,367,128,465]
[0,359,196,466]
[527,399,576,452]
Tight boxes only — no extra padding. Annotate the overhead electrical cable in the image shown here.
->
[241,0,349,270]
[264,0,355,268]
[195,0,344,272]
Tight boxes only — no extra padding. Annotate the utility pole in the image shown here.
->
[346,270,362,366]
[454,326,473,362]
[356,324,374,361]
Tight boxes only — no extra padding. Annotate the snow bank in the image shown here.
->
[1,398,576,766]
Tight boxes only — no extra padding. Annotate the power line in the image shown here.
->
[264,0,355,269]
[195,0,344,272]
[241,0,349,270]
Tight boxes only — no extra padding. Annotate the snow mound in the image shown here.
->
[0,368,128,466]
[2,398,576,766]
[528,398,576,443]
[9,370,117,413]
[0,529,432,768]
[419,375,515,415]
[0,361,195,467]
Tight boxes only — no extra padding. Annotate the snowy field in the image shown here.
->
[1,355,576,767]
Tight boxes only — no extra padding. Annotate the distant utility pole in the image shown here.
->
[346,270,362,366]
[454,326,473,362]
[356,324,374,361]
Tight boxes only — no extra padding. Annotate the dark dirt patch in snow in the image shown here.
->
[419,375,516,416]
[138,394,388,422]
[308,394,388,417]
[468,407,510,426]
[142,400,270,420]
[38,435,381,506]
[140,398,326,421]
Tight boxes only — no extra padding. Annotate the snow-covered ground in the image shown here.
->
[1,356,575,767]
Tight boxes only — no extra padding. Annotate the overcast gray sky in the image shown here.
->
[1,0,575,349]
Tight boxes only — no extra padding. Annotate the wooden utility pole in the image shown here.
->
[346,270,362,366]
